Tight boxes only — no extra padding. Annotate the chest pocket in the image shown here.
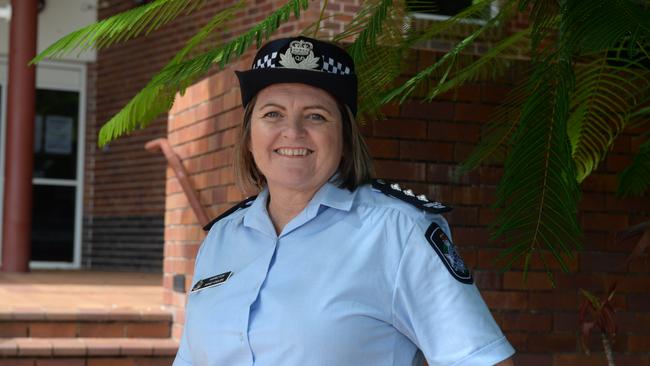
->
[186,266,262,347]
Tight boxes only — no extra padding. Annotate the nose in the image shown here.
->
[282,114,307,139]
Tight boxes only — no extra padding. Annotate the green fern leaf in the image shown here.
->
[424,26,531,101]
[569,51,650,182]
[344,0,394,61]
[97,2,243,146]
[618,140,650,196]
[456,79,530,176]
[493,59,582,274]
[98,0,311,146]
[32,0,208,63]
[380,0,516,104]
[564,0,650,54]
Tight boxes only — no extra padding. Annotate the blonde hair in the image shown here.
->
[233,96,374,193]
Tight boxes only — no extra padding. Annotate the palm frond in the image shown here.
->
[423,26,530,101]
[336,0,417,120]
[568,52,650,182]
[618,140,650,196]
[493,58,582,275]
[564,0,650,54]
[527,0,560,52]
[98,0,311,146]
[97,1,244,146]
[345,0,394,61]
[151,0,310,86]
[33,0,208,63]
[455,79,530,176]
[379,0,517,104]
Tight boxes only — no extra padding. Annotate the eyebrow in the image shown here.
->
[257,102,286,111]
[257,103,335,115]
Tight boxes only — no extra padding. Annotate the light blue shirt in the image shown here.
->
[173,181,515,366]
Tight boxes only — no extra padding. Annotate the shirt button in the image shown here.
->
[239,333,244,342]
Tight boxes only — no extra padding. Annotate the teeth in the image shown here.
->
[276,148,311,156]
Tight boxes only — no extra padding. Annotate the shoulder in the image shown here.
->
[203,195,257,231]
[355,180,472,284]
[354,179,452,221]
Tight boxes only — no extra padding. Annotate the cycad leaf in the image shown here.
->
[568,52,650,182]
[424,26,531,101]
[493,59,582,275]
[456,79,530,175]
[564,0,650,54]
[380,0,517,104]
[618,140,650,196]
[32,0,208,63]
[345,0,394,61]
[338,0,415,120]
[98,0,311,146]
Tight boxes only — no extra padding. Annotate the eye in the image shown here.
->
[307,113,326,121]
[263,111,281,119]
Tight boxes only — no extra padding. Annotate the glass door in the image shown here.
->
[31,89,80,263]
[0,59,85,269]
[30,63,86,268]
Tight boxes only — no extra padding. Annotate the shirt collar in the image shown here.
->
[242,179,358,238]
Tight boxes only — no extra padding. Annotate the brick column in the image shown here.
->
[163,58,251,339]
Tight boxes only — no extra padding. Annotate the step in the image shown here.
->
[0,337,177,365]
[0,309,172,339]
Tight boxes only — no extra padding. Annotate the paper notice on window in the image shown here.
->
[34,115,43,153]
[45,115,73,155]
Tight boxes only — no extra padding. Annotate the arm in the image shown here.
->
[496,358,514,366]
[392,217,515,365]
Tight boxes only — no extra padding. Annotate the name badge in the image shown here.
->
[191,271,233,293]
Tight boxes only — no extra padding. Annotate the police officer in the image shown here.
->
[173,36,515,366]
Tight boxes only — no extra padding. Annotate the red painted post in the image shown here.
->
[1,0,38,272]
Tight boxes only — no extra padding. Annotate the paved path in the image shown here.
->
[0,270,165,313]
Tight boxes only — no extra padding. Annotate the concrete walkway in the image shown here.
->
[0,270,165,313]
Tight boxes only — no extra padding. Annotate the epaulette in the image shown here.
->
[371,179,452,214]
[203,196,257,231]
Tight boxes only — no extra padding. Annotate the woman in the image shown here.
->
[173,36,515,366]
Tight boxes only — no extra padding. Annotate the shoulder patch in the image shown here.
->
[203,196,257,231]
[371,179,452,214]
[424,223,473,284]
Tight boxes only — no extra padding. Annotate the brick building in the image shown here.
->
[0,0,648,364]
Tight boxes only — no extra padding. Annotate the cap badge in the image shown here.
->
[279,40,320,71]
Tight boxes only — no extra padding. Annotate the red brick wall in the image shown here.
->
[85,0,254,271]
[87,0,650,363]
[165,45,650,364]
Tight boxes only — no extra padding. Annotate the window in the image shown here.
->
[407,0,498,24]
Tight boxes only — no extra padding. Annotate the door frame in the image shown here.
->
[0,56,86,269]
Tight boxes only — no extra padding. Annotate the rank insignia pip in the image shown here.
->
[425,223,473,284]
[371,179,452,214]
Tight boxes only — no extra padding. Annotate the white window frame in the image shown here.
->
[0,56,86,270]
[409,1,500,26]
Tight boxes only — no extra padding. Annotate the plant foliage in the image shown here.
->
[34,0,650,279]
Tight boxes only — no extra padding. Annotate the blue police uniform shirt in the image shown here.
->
[173,180,515,366]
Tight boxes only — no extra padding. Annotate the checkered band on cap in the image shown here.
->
[250,41,353,76]
[253,52,278,69]
[322,57,351,75]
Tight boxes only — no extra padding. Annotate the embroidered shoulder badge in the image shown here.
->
[371,179,452,214]
[203,196,257,232]
[425,223,473,284]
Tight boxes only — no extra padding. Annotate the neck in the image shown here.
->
[266,184,320,235]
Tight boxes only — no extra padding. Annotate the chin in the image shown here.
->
[267,172,324,192]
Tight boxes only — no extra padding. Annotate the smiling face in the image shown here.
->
[249,83,344,195]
